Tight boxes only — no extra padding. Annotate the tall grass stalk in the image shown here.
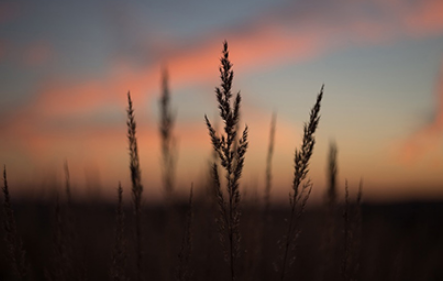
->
[2,166,28,280]
[253,112,276,280]
[159,67,176,200]
[48,162,76,281]
[342,181,351,281]
[326,141,338,209]
[64,160,72,204]
[126,91,144,281]
[342,181,362,281]
[279,86,323,281]
[111,182,127,281]
[205,41,248,281]
[176,185,194,281]
[159,68,180,280]
[50,194,69,281]
[320,140,339,279]
[264,112,276,218]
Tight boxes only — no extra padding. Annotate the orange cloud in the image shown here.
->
[402,0,443,35]
[395,59,443,164]
[164,0,443,80]
[5,27,323,128]
[8,0,443,125]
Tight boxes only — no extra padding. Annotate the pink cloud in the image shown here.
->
[402,0,443,35]
[8,0,443,124]
[5,27,322,126]
[395,59,443,164]
[161,0,443,77]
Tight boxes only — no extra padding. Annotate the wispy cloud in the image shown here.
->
[11,0,443,118]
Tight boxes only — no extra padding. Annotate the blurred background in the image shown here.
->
[0,0,442,203]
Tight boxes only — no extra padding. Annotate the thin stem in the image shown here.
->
[127,92,144,281]
[280,86,323,280]
[206,41,248,281]
[2,166,28,280]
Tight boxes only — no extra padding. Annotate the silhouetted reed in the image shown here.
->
[326,141,338,209]
[2,166,28,280]
[47,163,76,281]
[264,112,276,218]
[279,86,323,281]
[158,68,181,280]
[64,161,72,205]
[252,112,276,280]
[126,91,144,281]
[2,35,436,281]
[205,41,248,281]
[320,140,339,279]
[111,182,127,281]
[342,181,362,281]
[49,195,70,281]
[159,67,177,200]
[176,185,194,281]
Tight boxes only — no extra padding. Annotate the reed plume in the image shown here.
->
[2,166,28,280]
[126,91,144,281]
[205,41,248,281]
[279,85,323,281]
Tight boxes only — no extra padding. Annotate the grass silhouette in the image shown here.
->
[2,167,28,280]
[126,91,144,281]
[279,86,323,281]
[205,41,248,281]
[0,41,442,281]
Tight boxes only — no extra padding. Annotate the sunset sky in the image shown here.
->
[1,0,443,203]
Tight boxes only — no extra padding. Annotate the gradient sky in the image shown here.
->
[1,0,443,203]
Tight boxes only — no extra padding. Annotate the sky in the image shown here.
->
[0,0,443,203]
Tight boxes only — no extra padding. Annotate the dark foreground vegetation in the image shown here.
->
[1,200,443,281]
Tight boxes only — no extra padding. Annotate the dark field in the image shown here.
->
[1,199,442,281]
